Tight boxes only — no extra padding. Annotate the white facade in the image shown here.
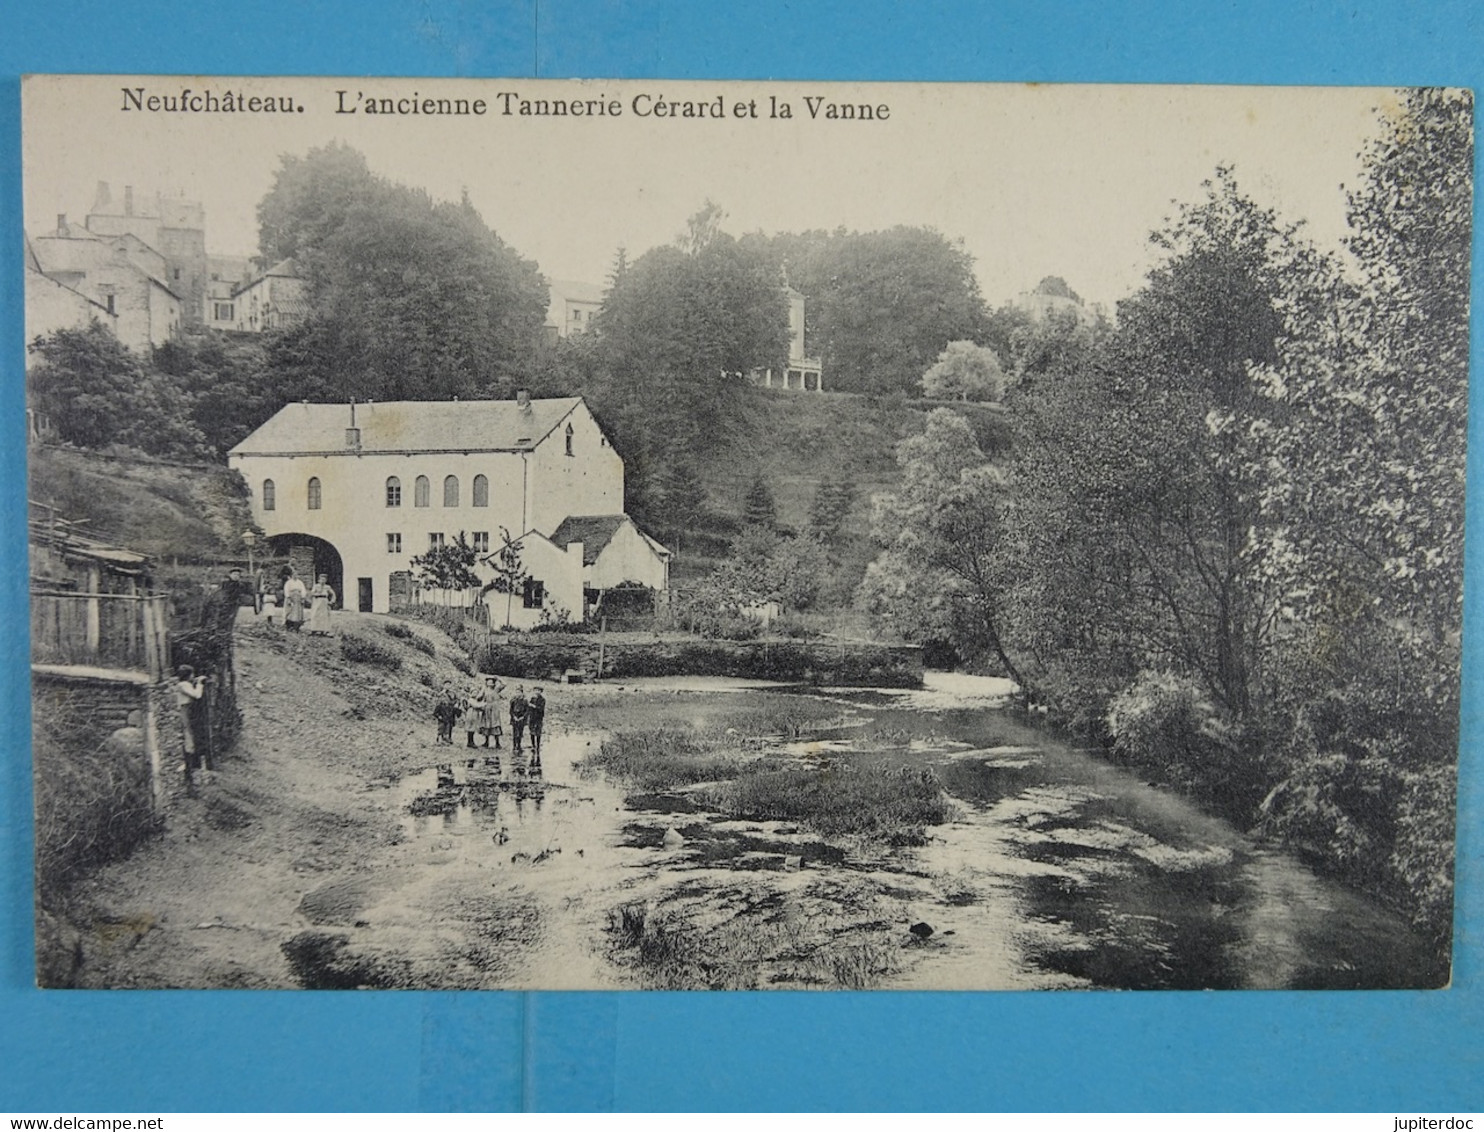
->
[228,396,626,617]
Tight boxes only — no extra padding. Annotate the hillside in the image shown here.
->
[28,445,255,564]
[671,386,1012,593]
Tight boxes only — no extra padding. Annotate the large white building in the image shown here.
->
[227,394,668,625]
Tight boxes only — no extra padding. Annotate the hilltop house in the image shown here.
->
[755,286,823,391]
[232,258,309,332]
[544,279,605,339]
[227,393,670,626]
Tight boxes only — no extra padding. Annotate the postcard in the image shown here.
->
[22,75,1469,990]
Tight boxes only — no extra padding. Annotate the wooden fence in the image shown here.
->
[30,591,172,679]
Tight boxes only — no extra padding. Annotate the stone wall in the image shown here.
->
[474,635,922,688]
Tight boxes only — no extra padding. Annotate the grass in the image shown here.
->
[579,710,955,846]
[33,694,161,902]
[606,894,903,990]
[707,762,954,845]
[340,633,402,671]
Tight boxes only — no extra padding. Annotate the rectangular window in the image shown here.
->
[429,532,446,548]
[387,533,401,554]
[472,532,490,553]
[522,577,545,609]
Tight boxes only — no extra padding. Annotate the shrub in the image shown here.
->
[1105,671,1262,813]
[33,708,159,898]
[340,633,402,671]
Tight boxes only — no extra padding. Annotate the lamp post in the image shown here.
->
[243,529,257,577]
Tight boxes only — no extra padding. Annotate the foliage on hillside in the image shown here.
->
[29,445,256,564]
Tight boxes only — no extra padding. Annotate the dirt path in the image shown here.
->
[65,611,633,988]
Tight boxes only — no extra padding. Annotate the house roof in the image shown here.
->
[233,257,304,295]
[548,515,628,565]
[229,397,587,457]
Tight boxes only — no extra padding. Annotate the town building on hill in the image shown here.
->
[544,279,605,339]
[28,217,183,351]
[1010,275,1101,328]
[84,182,209,327]
[755,286,823,391]
[23,237,118,361]
[227,393,670,625]
[231,258,309,332]
[206,255,253,329]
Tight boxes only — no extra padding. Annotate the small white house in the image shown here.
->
[549,514,671,611]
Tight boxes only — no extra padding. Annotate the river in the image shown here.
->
[383,672,1440,990]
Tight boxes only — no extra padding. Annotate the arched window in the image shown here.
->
[472,474,489,507]
[443,475,459,507]
[386,476,401,507]
[307,477,322,510]
[414,475,430,508]
[565,422,575,456]
[262,479,276,511]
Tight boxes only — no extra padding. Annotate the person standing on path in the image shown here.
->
[509,685,529,756]
[526,686,546,767]
[307,574,336,635]
[434,680,459,746]
[173,665,208,786]
[479,675,505,748]
[282,568,307,632]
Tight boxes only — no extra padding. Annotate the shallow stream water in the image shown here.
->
[387,673,1440,990]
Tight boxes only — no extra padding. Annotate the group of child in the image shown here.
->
[434,675,547,766]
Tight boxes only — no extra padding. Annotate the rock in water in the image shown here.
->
[662,827,685,849]
[909,922,935,940]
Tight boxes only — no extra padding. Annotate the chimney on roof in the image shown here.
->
[516,389,531,409]
[124,186,134,216]
[56,214,66,236]
[346,399,360,450]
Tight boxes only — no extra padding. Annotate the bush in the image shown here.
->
[340,633,402,671]
[33,710,159,898]
[1105,671,1263,813]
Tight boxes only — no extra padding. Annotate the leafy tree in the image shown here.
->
[1243,89,1471,946]
[750,226,989,395]
[255,145,548,402]
[410,531,481,603]
[858,409,1024,686]
[27,324,209,459]
[921,340,1006,401]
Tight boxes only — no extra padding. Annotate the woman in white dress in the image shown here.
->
[307,574,336,635]
[282,569,307,632]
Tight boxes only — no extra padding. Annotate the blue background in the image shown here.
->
[2,0,1482,1112]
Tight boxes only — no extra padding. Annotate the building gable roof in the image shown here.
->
[548,514,629,565]
[229,397,587,457]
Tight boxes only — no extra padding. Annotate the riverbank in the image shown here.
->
[44,613,1440,990]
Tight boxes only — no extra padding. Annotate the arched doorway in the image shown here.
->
[267,533,344,608]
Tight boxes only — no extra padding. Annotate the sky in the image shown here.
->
[22,76,1398,310]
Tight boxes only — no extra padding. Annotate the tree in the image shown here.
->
[27,324,209,459]
[255,145,549,402]
[741,474,777,529]
[858,409,1025,686]
[410,532,481,604]
[921,340,1006,401]
[480,527,527,628]
[750,226,989,395]
[807,476,856,546]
